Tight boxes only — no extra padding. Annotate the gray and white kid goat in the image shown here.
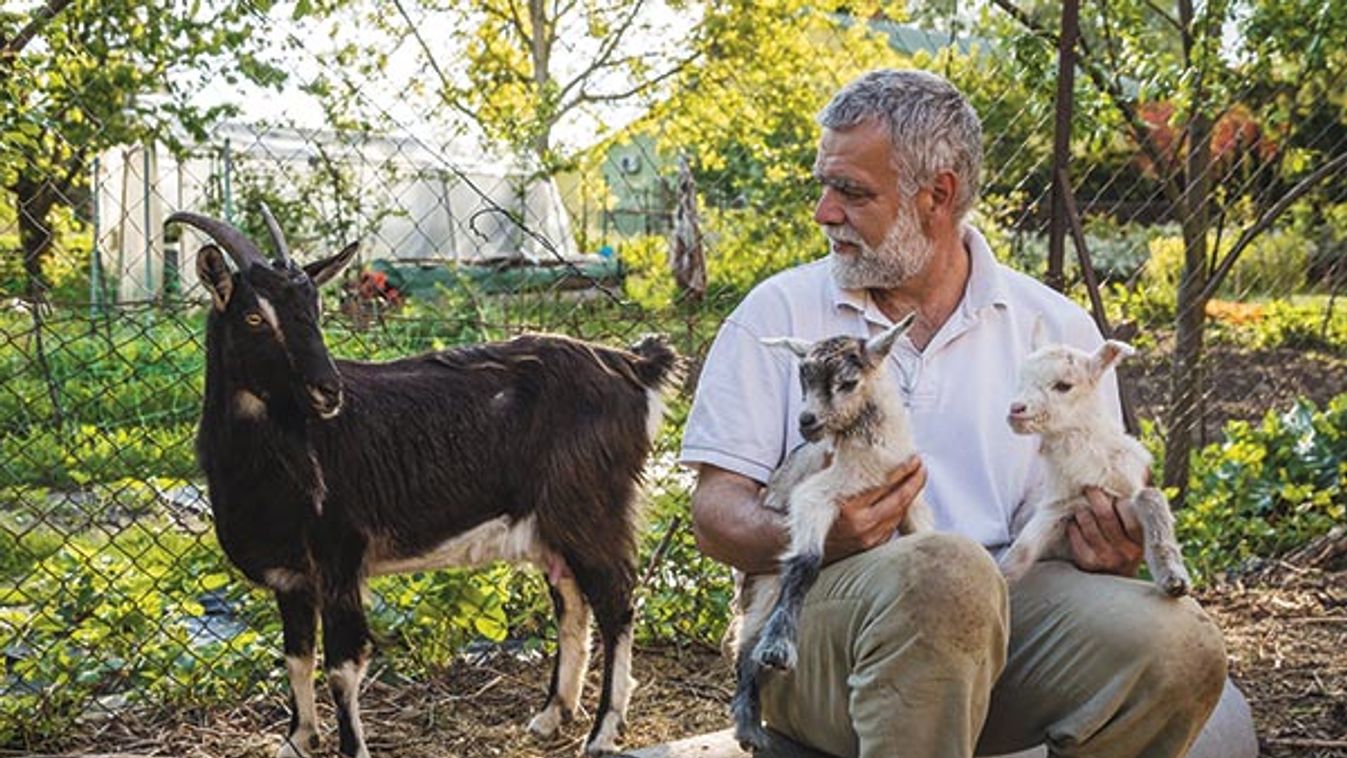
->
[170,210,676,757]
[1002,339,1191,596]
[729,315,934,751]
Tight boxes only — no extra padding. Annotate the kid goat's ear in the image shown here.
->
[1029,314,1047,352]
[1091,339,1135,378]
[196,244,233,312]
[761,336,813,358]
[865,311,916,359]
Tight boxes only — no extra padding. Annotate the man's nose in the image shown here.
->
[814,189,844,226]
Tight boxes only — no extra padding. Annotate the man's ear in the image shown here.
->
[196,245,234,311]
[1091,340,1135,378]
[761,336,813,358]
[927,170,959,217]
[304,242,359,286]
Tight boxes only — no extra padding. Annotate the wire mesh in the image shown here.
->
[1,0,1345,751]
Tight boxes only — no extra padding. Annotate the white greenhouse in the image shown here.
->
[94,121,580,303]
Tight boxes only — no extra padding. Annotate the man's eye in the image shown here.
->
[244,313,265,328]
[1052,381,1073,393]
[836,379,858,393]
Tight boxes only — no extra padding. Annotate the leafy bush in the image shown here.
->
[1224,229,1315,298]
[1177,395,1347,579]
[1199,296,1347,353]
[1138,226,1317,316]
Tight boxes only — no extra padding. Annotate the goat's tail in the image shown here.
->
[627,334,679,390]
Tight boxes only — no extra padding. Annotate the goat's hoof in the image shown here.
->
[583,712,625,755]
[1158,569,1191,597]
[734,721,771,752]
[277,731,318,758]
[752,635,797,671]
[527,703,570,739]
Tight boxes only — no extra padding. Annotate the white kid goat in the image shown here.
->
[1003,339,1191,596]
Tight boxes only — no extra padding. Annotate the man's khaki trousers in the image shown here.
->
[757,532,1227,758]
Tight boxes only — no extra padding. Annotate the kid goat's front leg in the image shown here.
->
[999,498,1074,582]
[752,482,837,671]
[1129,487,1192,596]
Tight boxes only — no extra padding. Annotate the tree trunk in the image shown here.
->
[1162,110,1214,507]
[13,175,57,301]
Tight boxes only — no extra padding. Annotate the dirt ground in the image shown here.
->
[1123,343,1347,439]
[16,535,1345,758]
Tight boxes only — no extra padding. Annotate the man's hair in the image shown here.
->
[818,69,983,220]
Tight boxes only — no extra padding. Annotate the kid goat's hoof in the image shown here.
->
[1158,567,1192,597]
[752,635,797,671]
[734,721,772,752]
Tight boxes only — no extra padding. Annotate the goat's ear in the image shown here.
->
[1091,340,1135,377]
[196,245,234,311]
[1029,314,1047,352]
[760,336,812,358]
[304,242,359,286]
[866,312,916,359]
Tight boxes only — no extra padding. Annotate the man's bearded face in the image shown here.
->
[825,198,934,289]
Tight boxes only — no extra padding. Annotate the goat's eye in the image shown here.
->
[836,379,858,393]
[244,313,266,328]
[1052,381,1073,393]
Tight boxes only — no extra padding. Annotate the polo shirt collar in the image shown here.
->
[829,223,1010,323]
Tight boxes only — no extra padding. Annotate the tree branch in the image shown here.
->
[0,0,73,63]
[1139,0,1183,35]
[1199,150,1347,303]
[568,51,694,108]
[557,0,647,100]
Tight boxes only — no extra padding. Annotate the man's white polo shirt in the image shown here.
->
[680,224,1121,552]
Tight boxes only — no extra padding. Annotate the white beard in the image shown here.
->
[826,203,935,290]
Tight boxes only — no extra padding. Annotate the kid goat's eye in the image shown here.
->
[1052,381,1073,393]
[837,379,858,393]
[244,313,265,328]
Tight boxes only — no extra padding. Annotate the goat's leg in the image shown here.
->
[902,492,936,534]
[999,499,1073,582]
[752,485,836,671]
[528,575,592,739]
[752,553,821,670]
[321,583,373,758]
[571,561,637,756]
[276,588,320,758]
[730,576,778,752]
[1129,488,1191,596]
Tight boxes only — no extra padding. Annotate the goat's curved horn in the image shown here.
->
[165,212,266,271]
[259,203,291,267]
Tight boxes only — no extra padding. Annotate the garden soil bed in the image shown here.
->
[1123,343,1347,440]
[15,545,1346,758]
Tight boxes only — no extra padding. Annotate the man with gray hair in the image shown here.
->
[681,69,1245,757]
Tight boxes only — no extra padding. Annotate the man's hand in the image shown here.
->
[823,456,926,563]
[1066,487,1143,577]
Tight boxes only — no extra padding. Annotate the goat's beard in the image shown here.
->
[826,202,935,290]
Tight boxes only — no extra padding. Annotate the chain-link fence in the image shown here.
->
[3,0,1346,751]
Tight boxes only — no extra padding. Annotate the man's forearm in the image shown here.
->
[690,466,790,574]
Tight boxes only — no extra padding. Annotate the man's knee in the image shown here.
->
[855,532,1008,654]
[1137,598,1228,713]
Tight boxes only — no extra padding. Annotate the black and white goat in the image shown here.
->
[170,210,676,757]
[729,315,934,750]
